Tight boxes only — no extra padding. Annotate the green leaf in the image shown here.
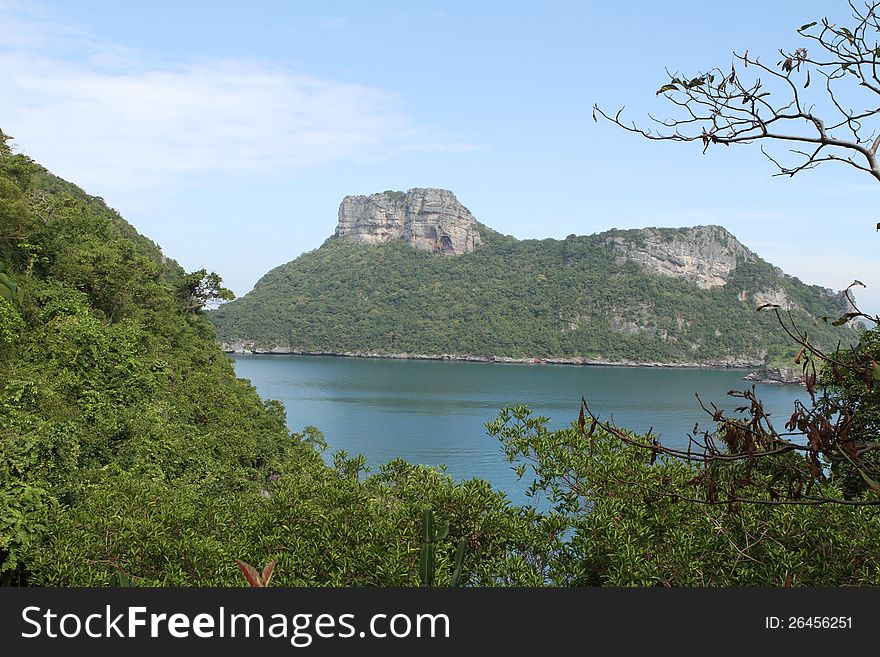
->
[873,363,880,383]
[799,21,817,31]
[0,277,19,302]
[656,84,679,95]
[110,570,131,587]
[449,539,467,587]
[420,509,433,542]
[419,544,435,587]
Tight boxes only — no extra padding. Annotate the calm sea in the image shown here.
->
[231,355,806,506]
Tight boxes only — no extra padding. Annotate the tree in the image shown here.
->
[177,268,235,313]
[587,1,880,505]
[595,1,880,189]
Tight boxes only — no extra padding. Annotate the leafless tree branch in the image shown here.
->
[594,1,880,184]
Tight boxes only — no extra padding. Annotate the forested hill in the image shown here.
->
[0,133,525,586]
[211,189,858,365]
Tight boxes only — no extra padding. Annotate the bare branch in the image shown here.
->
[595,3,880,186]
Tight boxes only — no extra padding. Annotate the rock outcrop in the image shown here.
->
[743,365,806,385]
[753,287,794,310]
[604,225,757,289]
[335,188,482,255]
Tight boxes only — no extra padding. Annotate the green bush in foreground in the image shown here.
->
[489,406,880,586]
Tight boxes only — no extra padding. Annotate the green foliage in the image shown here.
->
[0,133,538,589]
[818,328,880,498]
[22,449,535,586]
[764,343,801,369]
[0,296,23,346]
[487,406,880,585]
[177,268,235,313]
[419,508,466,586]
[0,135,474,586]
[0,133,534,586]
[0,261,23,304]
[211,231,857,364]
[110,569,131,587]
[382,190,408,204]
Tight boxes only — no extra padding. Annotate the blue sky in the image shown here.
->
[2,0,879,314]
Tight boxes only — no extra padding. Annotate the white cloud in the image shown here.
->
[0,2,472,199]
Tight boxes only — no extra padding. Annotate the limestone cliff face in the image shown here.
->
[335,188,482,255]
[604,225,757,289]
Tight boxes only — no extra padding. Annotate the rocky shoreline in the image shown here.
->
[221,343,767,371]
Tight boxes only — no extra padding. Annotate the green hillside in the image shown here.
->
[211,225,858,364]
[0,131,522,586]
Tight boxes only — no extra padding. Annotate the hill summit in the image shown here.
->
[211,189,857,366]
[335,188,482,254]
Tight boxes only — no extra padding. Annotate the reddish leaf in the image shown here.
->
[706,480,718,504]
[262,560,276,586]
[236,559,264,587]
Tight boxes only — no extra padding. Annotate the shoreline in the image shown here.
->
[221,344,766,371]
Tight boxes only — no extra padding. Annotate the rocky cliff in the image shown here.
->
[604,225,756,289]
[334,188,482,255]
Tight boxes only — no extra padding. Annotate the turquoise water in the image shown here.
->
[231,355,806,506]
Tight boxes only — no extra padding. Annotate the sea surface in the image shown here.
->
[231,354,806,506]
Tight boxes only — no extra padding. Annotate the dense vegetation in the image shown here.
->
[0,130,531,586]
[488,406,880,585]
[211,228,857,364]
[3,129,879,587]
